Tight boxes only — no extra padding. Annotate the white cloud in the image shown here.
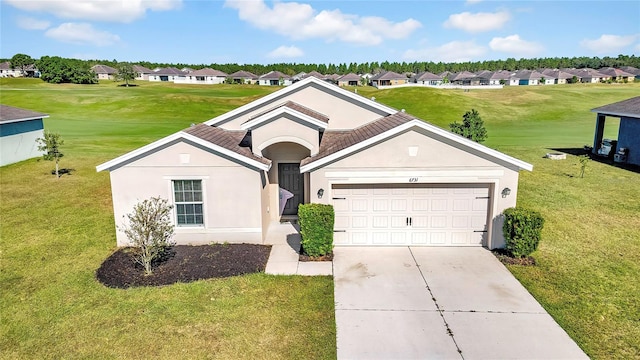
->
[5,0,182,23]
[580,34,639,54]
[16,16,51,30]
[403,41,487,63]
[45,23,120,46]
[267,45,304,59]
[224,0,421,46]
[489,34,544,57]
[443,11,510,33]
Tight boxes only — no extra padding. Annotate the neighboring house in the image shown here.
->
[618,66,640,80]
[149,67,187,82]
[337,73,362,86]
[598,67,636,82]
[132,65,153,81]
[0,105,49,166]
[91,65,117,80]
[541,69,574,84]
[449,71,478,85]
[258,71,292,86]
[513,70,546,85]
[414,71,443,85]
[302,71,325,80]
[487,70,513,85]
[0,61,26,77]
[568,68,607,83]
[175,68,228,85]
[229,70,258,84]
[591,96,640,166]
[97,77,532,249]
[370,71,408,87]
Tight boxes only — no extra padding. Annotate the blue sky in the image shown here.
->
[1,0,638,65]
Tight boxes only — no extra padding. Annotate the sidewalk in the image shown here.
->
[264,220,333,276]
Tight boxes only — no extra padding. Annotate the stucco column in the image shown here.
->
[593,114,606,154]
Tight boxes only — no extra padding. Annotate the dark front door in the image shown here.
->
[279,163,304,215]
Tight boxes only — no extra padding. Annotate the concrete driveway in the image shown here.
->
[334,247,588,359]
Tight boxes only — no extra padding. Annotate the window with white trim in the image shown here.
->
[173,180,203,226]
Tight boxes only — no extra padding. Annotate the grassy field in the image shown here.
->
[1,78,639,358]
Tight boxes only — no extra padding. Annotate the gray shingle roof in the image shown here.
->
[597,67,635,78]
[229,70,258,79]
[259,71,290,80]
[0,104,48,123]
[300,111,414,166]
[247,101,329,123]
[415,71,442,81]
[371,71,406,81]
[591,96,640,118]
[153,67,187,76]
[91,64,117,74]
[337,73,361,82]
[183,124,271,166]
[188,68,228,77]
[0,61,11,70]
[132,65,153,74]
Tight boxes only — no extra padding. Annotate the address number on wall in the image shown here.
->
[409,177,419,183]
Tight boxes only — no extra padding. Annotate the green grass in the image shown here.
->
[2,78,640,359]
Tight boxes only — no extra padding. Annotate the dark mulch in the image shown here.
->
[492,249,537,266]
[299,252,334,262]
[96,244,271,289]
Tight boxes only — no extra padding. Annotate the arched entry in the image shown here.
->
[262,142,311,216]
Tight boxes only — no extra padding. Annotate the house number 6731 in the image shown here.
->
[409,177,418,182]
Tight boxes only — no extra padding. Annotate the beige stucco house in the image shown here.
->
[97,77,532,249]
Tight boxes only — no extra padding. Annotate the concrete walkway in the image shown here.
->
[334,247,588,359]
[264,221,333,276]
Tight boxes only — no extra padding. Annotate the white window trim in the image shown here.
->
[170,178,206,228]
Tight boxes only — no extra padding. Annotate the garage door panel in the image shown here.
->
[332,185,489,247]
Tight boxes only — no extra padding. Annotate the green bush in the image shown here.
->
[298,203,334,257]
[502,207,545,258]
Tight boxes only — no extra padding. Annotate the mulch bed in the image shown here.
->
[96,244,271,289]
[299,252,333,262]
[492,249,537,266]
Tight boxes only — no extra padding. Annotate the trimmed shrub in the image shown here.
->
[502,207,545,258]
[298,203,335,257]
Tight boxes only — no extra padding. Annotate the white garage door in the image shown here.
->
[332,184,490,246]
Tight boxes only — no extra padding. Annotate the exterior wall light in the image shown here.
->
[501,187,511,198]
[317,188,324,199]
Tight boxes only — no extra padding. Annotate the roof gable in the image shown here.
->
[204,76,396,128]
[591,96,640,118]
[96,124,270,172]
[189,68,228,77]
[300,112,533,173]
[241,101,329,131]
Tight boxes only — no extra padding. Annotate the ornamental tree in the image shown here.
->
[36,131,64,178]
[449,109,488,143]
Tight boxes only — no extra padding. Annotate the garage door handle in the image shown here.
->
[474,230,487,233]
[334,230,346,233]
[332,197,346,200]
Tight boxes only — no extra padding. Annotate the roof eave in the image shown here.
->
[0,114,49,124]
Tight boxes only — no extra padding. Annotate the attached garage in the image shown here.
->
[333,184,490,246]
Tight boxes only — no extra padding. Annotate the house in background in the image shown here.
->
[541,69,574,84]
[591,96,640,166]
[619,66,640,80]
[413,71,443,85]
[149,67,187,82]
[258,71,292,86]
[175,68,228,85]
[0,62,23,77]
[229,70,258,84]
[370,71,408,87]
[132,65,153,81]
[97,77,532,249]
[0,105,49,166]
[598,68,636,82]
[337,73,362,86]
[91,65,117,80]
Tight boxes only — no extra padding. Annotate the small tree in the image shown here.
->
[578,155,590,178]
[121,197,175,275]
[36,131,64,178]
[449,109,488,143]
[115,62,135,86]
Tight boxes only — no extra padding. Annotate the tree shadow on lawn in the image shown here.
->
[96,244,271,289]
[548,148,640,174]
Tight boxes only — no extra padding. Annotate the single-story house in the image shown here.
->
[619,66,640,80]
[97,77,532,249]
[0,105,49,166]
[513,70,547,85]
[370,71,408,87]
[258,71,292,86]
[149,67,187,82]
[175,68,228,85]
[568,68,608,83]
[337,73,361,86]
[132,65,153,81]
[0,61,24,77]
[229,70,258,84]
[302,71,326,81]
[541,69,574,84]
[91,64,117,80]
[591,96,640,166]
[597,68,636,82]
[414,71,443,85]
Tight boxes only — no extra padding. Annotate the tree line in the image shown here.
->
[4,53,639,85]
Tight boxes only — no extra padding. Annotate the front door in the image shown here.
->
[278,163,304,215]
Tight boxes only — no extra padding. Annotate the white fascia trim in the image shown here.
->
[204,77,396,126]
[1,115,50,124]
[240,107,328,131]
[96,131,270,172]
[300,119,533,173]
